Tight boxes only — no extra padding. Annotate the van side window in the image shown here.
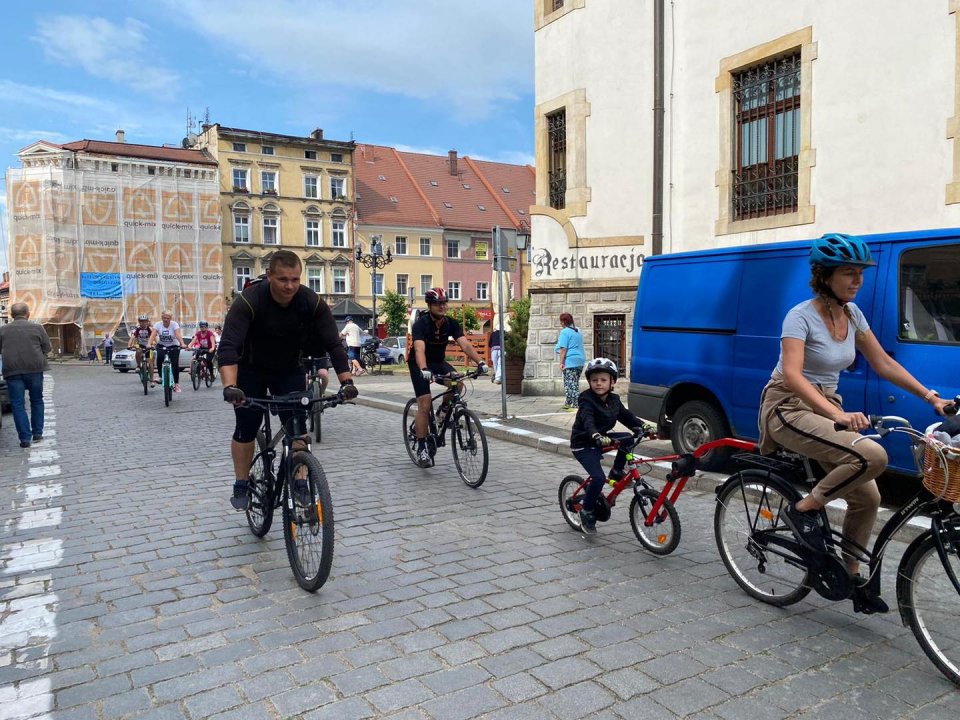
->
[899,245,960,344]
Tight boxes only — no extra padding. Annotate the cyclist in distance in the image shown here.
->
[409,287,487,467]
[218,250,357,510]
[148,310,187,391]
[570,358,648,535]
[189,320,217,376]
[758,233,952,612]
[128,314,154,380]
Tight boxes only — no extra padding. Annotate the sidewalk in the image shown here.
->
[351,367,933,540]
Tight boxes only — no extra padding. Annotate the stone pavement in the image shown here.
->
[0,365,958,719]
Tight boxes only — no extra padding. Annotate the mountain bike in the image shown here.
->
[243,391,348,592]
[559,429,755,552]
[136,346,152,396]
[402,368,489,487]
[713,401,960,686]
[360,338,381,375]
[190,349,214,390]
[154,347,177,407]
[304,356,330,443]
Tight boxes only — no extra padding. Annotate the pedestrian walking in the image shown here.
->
[99,333,114,365]
[555,312,586,411]
[489,327,503,385]
[0,302,51,448]
[340,316,364,375]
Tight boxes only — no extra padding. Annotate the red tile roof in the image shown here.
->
[59,140,217,166]
[355,144,534,233]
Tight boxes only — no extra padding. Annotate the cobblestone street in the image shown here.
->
[1,365,959,719]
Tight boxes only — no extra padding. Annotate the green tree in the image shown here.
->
[379,290,409,337]
[504,297,530,360]
[448,305,481,332]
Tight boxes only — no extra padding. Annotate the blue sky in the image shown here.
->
[0,0,535,273]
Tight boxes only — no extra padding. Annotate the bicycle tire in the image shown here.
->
[283,451,334,592]
[246,431,274,537]
[630,488,681,555]
[309,380,323,443]
[163,364,172,407]
[451,408,488,488]
[897,528,960,686]
[558,475,587,531]
[402,398,421,465]
[140,360,149,395]
[204,363,214,388]
[191,360,200,391]
[714,469,811,606]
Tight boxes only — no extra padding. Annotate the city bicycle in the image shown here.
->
[559,429,755,552]
[304,356,330,443]
[360,338,381,375]
[243,391,348,592]
[713,400,960,686]
[154,347,177,407]
[402,368,489,487]
[190,349,215,391]
[136,347,152,396]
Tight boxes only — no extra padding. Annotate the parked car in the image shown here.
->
[113,343,193,373]
[377,336,407,364]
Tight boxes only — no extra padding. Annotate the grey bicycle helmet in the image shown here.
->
[138,314,149,321]
[585,357,618,381]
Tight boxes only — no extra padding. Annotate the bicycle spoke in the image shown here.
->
[283,452,334,592]
[452,409,488,488]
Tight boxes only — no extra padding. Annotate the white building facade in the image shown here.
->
[527,0,960,394]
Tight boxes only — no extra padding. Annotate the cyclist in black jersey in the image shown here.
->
[128,314,155,380]
[218,251,357,510]
[409,287,488,466]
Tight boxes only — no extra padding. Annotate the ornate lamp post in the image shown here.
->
[355,235,393,339]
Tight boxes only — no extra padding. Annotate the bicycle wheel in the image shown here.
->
[714,469,811,606]
[451,408,488,488]
[140,361,149,395]
[204,363,214,388]
[283,451,334,592]
[190,359,200,390]
[246,432,274,537]
[309,380,323,443]
[558,475,587,531]
[402,398,420,465]
[898,528,960,686]
[630,488,681,555]
[163,365,172,406]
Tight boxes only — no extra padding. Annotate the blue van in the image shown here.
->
[628,228,960,473]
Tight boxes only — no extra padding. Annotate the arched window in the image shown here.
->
[262,203,280,246]
[304,205,322,247]
[232,201,251,244]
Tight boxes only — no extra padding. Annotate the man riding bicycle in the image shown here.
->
[218,250,357,510]
[189,320,217,376]
[409,287,487,467]
[128,314,155,378]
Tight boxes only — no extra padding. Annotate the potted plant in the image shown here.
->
[503,297,529,394]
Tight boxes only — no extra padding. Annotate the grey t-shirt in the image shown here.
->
[773,299,869,386]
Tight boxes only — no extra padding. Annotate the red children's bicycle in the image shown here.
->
[558,428,755,554]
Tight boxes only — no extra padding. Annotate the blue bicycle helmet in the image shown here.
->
[809,233,875,267]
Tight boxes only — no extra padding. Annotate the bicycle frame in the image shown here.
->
[571,436,756,525]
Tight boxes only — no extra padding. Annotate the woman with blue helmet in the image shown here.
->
[758,233,951,614]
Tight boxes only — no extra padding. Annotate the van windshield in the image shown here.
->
[899,244,960,344]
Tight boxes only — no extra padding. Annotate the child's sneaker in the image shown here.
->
[608,468,626,482]
[579,508,597,535]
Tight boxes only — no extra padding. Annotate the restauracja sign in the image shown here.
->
[532,247,644,278]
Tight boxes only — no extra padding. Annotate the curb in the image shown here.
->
[355,394,932,544]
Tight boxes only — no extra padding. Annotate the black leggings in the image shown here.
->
[232,366,306,443]
[155,345,181,383]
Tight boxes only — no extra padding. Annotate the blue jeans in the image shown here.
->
[572,432,633,513]
[8,372,45,443]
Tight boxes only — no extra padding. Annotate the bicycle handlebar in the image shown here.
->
[432,368,487,384]
[242,392,349,412]
[834,396,959,433]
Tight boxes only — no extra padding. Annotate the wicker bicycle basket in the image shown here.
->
[922,442,960,503]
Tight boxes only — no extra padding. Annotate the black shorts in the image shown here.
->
[408,359,456,398]
[233,366,306,443]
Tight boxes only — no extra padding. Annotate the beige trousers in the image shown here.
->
[759,377,887,559]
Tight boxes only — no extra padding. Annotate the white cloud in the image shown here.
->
[34,16,179,98]
[0,127,70,144]
[166,0,532,119]
[0,79,111,112]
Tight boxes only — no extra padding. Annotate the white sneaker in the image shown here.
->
[417,447,432,467]
[174,384,182,393]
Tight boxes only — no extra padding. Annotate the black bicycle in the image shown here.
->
[303,356,330,443]
[190,348,215,390]
[243,391,348,592]
[402,368,489,487]
[360,337,381,374]
[714,400,960,686]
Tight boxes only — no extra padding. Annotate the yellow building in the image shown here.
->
[195,125,356,306]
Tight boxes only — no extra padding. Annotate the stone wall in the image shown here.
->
[522,286,637,396]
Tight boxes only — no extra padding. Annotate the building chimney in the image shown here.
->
[115,129,125,143]
[448,149,458,176]
[310,128,324,140]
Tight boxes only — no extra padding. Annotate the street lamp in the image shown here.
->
[355,235,393,339]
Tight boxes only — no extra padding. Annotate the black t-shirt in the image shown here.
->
[218,281,350,374]
[410,311,463,366]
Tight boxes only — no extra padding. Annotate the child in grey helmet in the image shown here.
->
[570,357,646,534]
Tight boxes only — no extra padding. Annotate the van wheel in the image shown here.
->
[671,400,731,471]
